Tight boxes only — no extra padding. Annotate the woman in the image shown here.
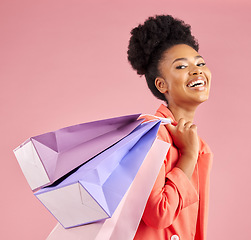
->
[127,15,213,240]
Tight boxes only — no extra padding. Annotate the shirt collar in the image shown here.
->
[156,104,176,122]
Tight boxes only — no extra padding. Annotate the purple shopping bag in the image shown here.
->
[35,120,161,228]
[46,139,170,240]
[13,114,143,190]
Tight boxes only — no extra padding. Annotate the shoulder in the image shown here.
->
[199,137,213,155]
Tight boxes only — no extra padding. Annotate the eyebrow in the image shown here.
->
[172,55,203,64]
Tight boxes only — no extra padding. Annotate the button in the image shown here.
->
[171,235,179,240]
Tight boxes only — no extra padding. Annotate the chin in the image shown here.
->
[197,95,209,104]
[190,93,209,105]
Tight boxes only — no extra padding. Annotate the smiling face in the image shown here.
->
[155,44,211,111]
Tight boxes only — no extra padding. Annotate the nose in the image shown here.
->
[189,66,202,76]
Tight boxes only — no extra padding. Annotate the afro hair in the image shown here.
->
[127,15,199,102]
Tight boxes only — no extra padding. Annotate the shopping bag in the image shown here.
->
[46,138,170,240]
[13,114,143,190]
[35,120,161,228]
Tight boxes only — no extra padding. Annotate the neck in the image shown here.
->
[168,104,197,122]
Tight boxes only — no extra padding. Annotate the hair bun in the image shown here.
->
[127,15,198,75]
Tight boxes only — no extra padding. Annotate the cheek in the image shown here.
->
[168,82,185,97]
[165,71,187,92]
[205,68,212,81]
[170,72,186,84]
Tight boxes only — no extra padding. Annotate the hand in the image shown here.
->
[166,118,199,158]
[166,119,199,179]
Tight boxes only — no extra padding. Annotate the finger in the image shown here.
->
[184,121,194,129]
[190,124,197,130]
[176,118,186,130]
[177,118,186,127]
[165,122,176,133]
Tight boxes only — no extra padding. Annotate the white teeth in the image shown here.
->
[187,80,205,87]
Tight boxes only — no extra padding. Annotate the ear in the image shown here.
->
[155,77,168,94]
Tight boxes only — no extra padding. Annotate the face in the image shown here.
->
[155,44,211,110]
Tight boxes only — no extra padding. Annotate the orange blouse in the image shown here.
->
[134,104,212,240]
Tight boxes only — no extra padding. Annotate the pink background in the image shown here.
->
[1,0,251,239]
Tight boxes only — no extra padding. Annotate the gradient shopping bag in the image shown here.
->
[46,139,170,240]
[35,121,161,228]
[13,114,143,190]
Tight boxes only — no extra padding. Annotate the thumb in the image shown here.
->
[165,122,176,133]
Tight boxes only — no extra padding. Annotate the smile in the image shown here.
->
[187,78,206,88]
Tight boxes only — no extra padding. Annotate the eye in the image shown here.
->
[176,65,187,69]
[197,62,206,67]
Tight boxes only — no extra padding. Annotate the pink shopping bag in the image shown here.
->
[46,138,170,240]
[13,114,143,190]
